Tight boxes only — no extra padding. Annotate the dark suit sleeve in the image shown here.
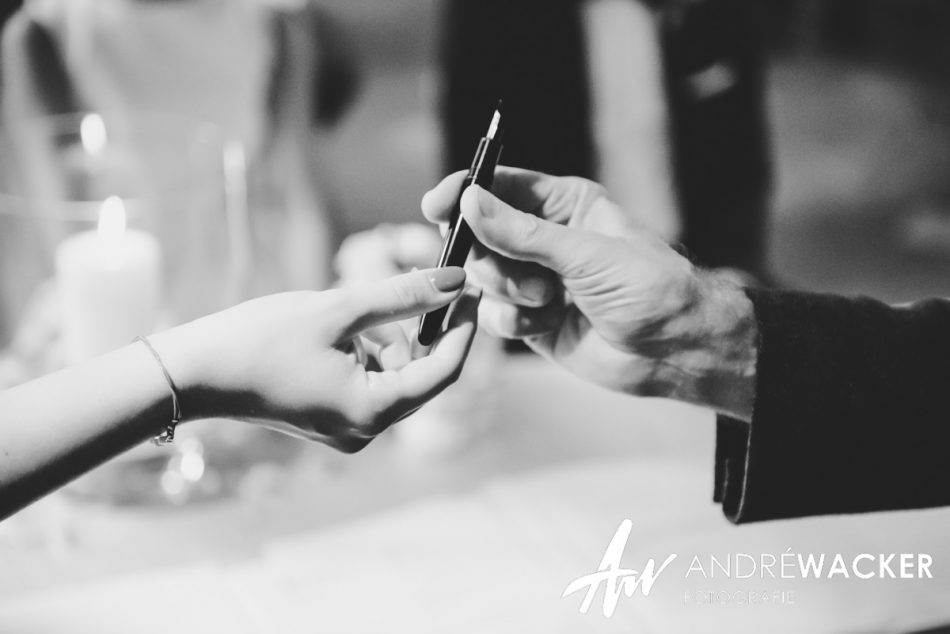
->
[714,289,950,522]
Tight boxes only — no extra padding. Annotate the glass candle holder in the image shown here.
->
[0,112,296,507]
[0,112,235,356]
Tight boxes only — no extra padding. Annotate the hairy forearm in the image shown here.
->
[665,271,758,422]
[0,342,176,520]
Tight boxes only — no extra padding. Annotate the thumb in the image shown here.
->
[338,267,466,338]
[461,185,599,277]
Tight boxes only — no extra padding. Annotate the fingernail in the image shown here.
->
[428,267,466,292]
[519,277,549,304]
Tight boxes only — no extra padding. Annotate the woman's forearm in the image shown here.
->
[0,341,176,519]
[0,269,476,520]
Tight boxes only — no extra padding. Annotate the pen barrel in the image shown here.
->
[468,138,488,173]
[418,135,503,345]
[417,297,453,346]
[435,135,503,271]
[472,136,504,190]
[435,172,476,267]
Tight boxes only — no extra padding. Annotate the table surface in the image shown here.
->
[2,355,949,634]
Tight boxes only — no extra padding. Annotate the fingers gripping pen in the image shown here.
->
[417,103,504,346]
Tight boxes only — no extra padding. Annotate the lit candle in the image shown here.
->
[73,112,130,201]
[59,113,108,201]
[56,196,163,365]
[80,112,108,159]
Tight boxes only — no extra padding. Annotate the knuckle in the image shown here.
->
[565,175,605,200]
[581,178,608,200]
[517,216,544,247]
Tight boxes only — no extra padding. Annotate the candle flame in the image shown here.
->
[97,196,127,244]
[80,113,108,157]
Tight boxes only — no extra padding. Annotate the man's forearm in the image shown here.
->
[665,271,758,421]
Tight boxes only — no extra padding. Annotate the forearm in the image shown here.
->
[0,341,177,519]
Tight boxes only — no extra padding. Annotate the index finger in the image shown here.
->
[335,268,466,339]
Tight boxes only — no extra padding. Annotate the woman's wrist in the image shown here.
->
[146,319,222,422]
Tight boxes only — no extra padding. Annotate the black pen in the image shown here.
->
[418,103,504,346]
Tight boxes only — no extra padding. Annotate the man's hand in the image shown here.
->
[422,167,757,421]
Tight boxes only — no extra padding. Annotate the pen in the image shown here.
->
[417,102,504,346]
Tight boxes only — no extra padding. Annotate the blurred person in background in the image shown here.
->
[0,0,359,293]
[441,0,771,283]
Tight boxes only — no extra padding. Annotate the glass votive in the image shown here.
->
[0,112,236,362]
[0,112,296,507]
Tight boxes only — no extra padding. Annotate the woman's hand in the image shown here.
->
[151,267,479,452]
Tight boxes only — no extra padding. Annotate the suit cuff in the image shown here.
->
[713,288,950,523]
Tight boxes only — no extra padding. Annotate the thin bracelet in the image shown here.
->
[134,335,182,445]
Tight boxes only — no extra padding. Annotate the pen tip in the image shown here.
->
[487,104,502,139]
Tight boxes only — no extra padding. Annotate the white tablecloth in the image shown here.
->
[2,357,949,633]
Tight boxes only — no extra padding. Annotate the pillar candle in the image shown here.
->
[55,196,163,365]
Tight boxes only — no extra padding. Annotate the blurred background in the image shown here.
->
[327,0,950,302]
[2,1,950,632]
[309,0,950,301]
